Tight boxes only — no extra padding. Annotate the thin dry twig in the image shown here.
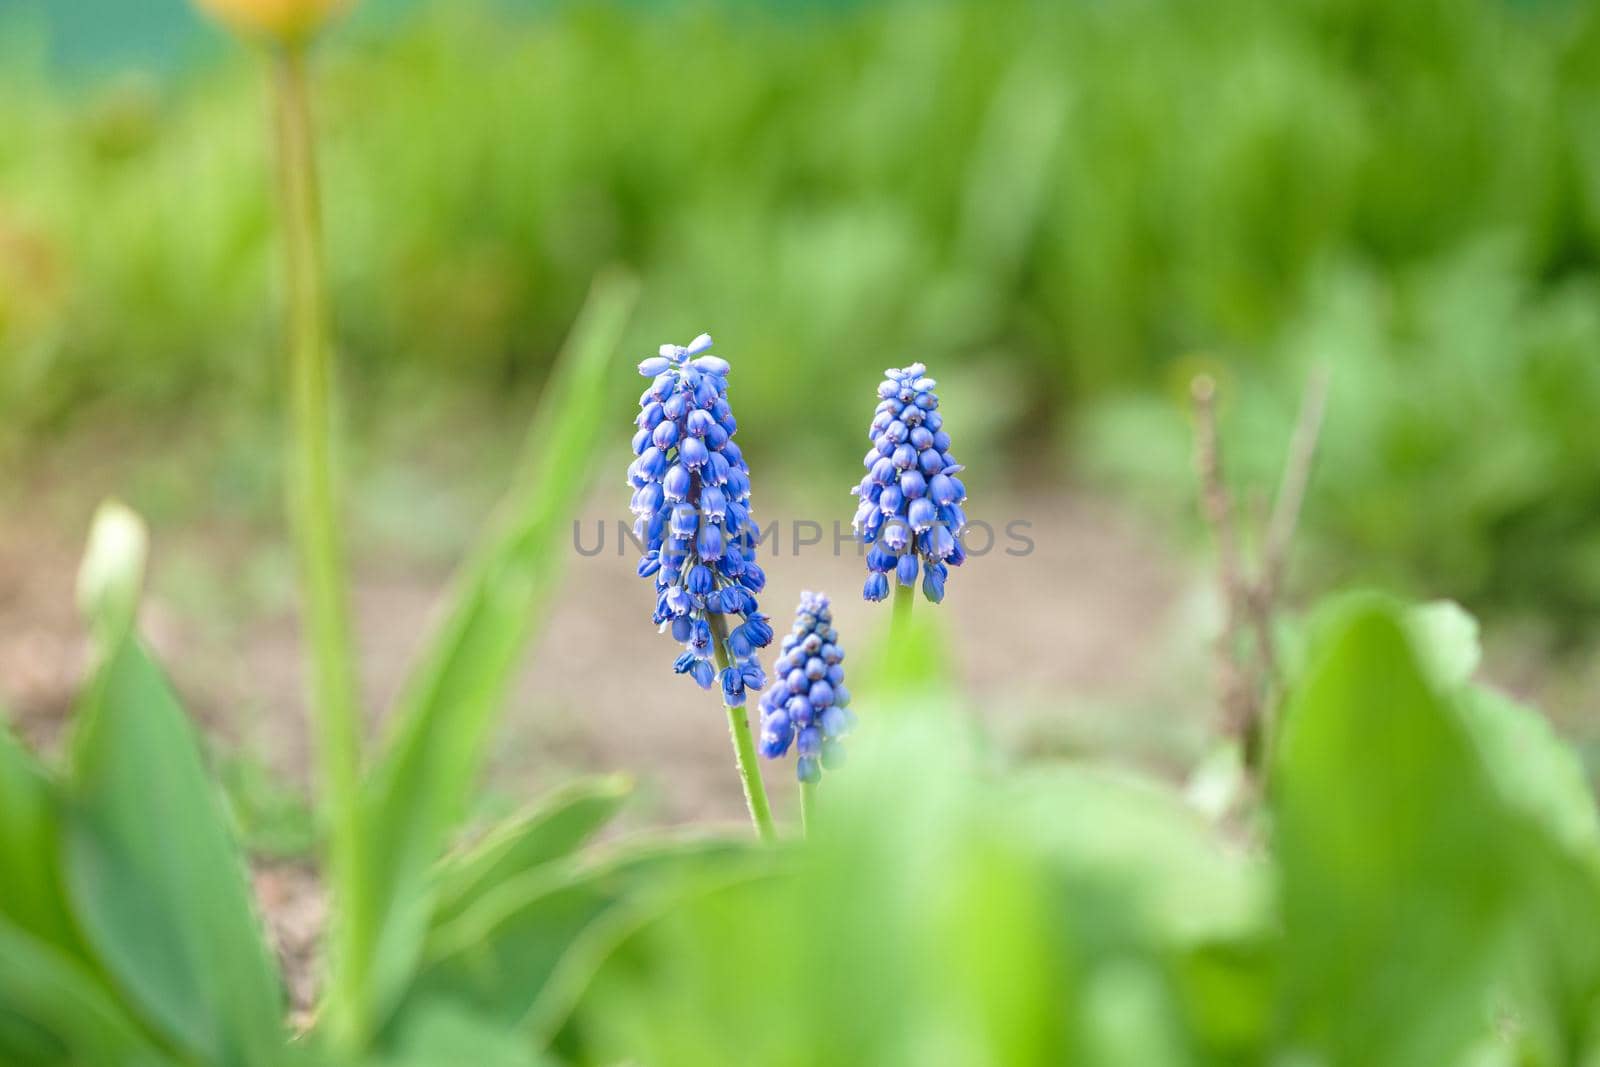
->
[1190,367,1330,786]
[1262,364,1331,605]
[1190,375,1253,743]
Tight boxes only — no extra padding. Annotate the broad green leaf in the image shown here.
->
[66,638,285,1067]
[1272,597,1517,1067]
[1011,767,1269,945]
[430,775,632,930]
[1454,685,1600,1064]
[0,916,175,1067]
[332,273,638,1042]
[1457,686,1600,865]
[0,727,80,954]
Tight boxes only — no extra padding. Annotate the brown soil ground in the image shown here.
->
[1,463,1210,1012]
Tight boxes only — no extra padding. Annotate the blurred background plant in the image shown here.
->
[3,0,1599,630]
[4,2,1600,1062]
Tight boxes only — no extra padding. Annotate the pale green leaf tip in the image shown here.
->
[76,499,149,639]
[598,773,635,797]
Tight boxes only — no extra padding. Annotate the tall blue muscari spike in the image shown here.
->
[632,335,771,690]
[758,591,854,780]
[851,363,968,602]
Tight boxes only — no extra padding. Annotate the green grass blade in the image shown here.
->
[0,916,176,1067]
[331,272,638,1042]
[430,775,633,931]
[408,836,753,1034]
[0,726,81,956]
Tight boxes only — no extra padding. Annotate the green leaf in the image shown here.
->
[430,775,632,930]
[332,272,638,1040]
[1454,685,1600,1063]
[0,727,80,955]
[66,638,285,1067]
[0,916,174,1067]
[1272,596,1518,1067]
[1457,685,1600,865]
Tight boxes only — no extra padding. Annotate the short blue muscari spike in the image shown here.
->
[757,591,853,781]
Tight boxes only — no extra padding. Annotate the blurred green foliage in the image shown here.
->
[3,0,1600,619]
[12,538,1600,1066]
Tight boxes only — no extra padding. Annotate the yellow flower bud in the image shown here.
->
[193,0,351,43]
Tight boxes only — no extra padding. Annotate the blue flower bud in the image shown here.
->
[797,756,822,784]
[882,519,910,552]
[639,446,669,479]
[679,435,708,469]
[691,658,716,689]
[638,356,672,376]
[928,472,961,505]
[686,564,714,596]
[796,726,822,758]
[866,542,897,573]
[686,408,716,437]
[740,564,767,593]
[896,552,919,586]
[662,463,691,502]
[700,484,727,520]
[820,705,849,738]
[696,522,724,561]
[759,711,793,758]
[864,573,889,601]
[721,585,752,615]
[721,666,746,706]
[670,503,698,538]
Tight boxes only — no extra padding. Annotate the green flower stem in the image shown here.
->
[708,612,776,842]
[799,779,817,838]
[270,43,367,1039]
[890,580,916,650]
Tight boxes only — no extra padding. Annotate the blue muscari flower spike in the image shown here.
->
[851,363,967,602]
[757,591,854,781]
[630,334,770,697]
